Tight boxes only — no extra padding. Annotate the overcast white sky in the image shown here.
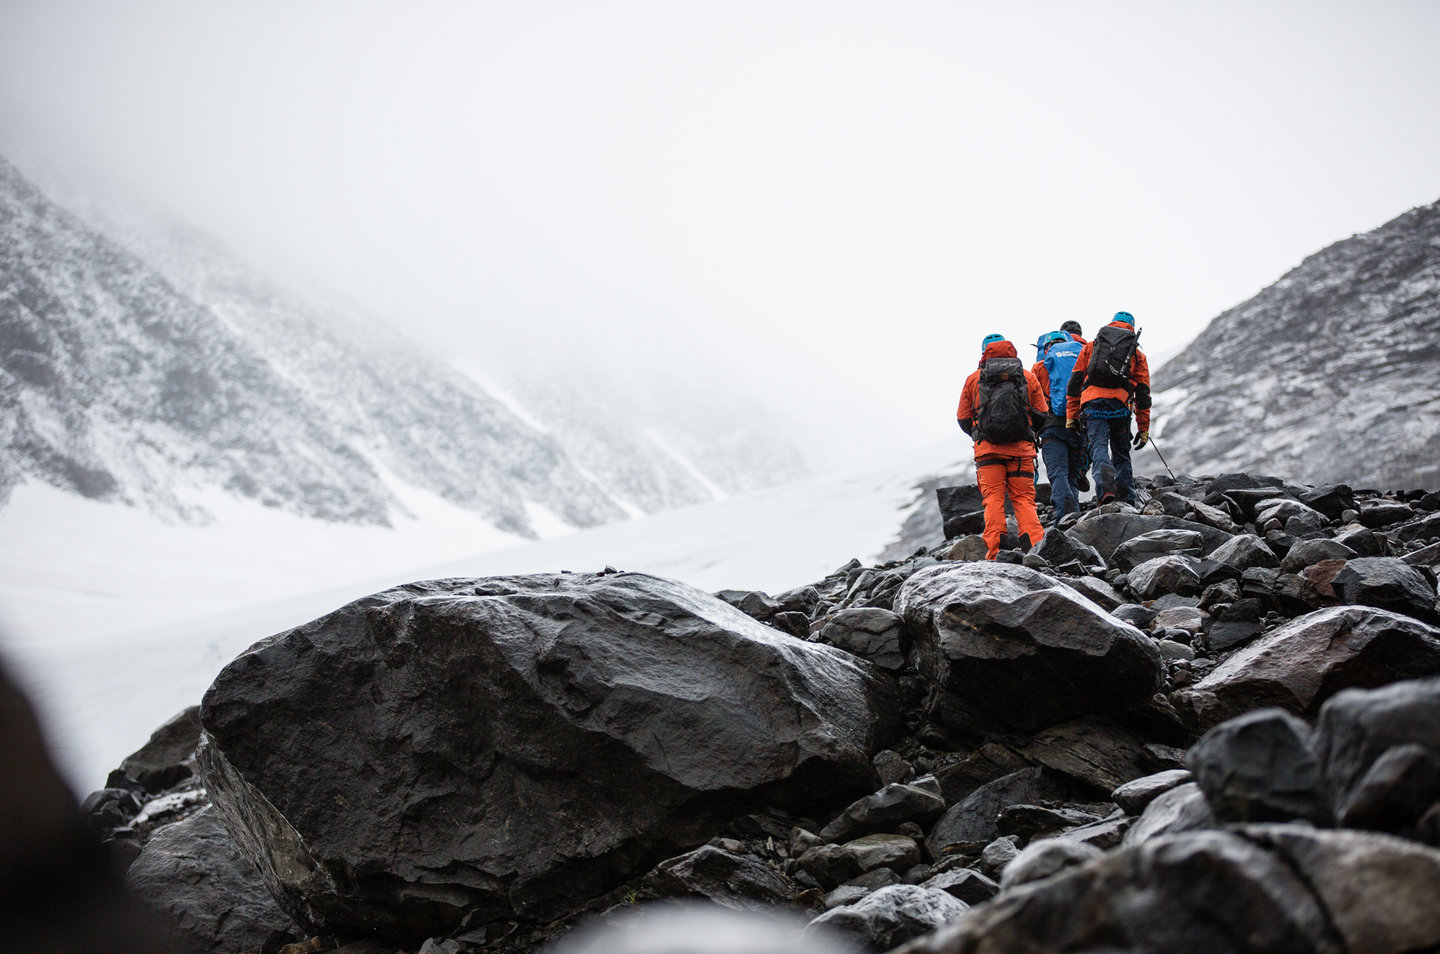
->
[2,1,1438,466]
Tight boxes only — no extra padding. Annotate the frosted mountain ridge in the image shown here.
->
[1151,197,1440,488]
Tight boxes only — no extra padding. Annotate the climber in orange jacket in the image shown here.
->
[956,334,1049,559]
[1065,311,1152,505]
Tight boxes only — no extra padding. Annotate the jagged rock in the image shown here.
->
[1111,529,1205,573]
[641,845,797,911]
[797,844,865,890]
[943,535,987,562]
[1214,535,1283,573]
[1067,513,1232,562]
[1395,511,1440,543]
[1360,499,1417,529]
[1111,769,1192,814]
[1334,744,1440,833]
[819,781,946,843]
[980,837,1019,871]
[1177,606,1440,731]
[1335,523,1386,556]
[1404,541,1440,567]
[998,838,1103,890]
[1062,576,1124,612]
[1127,554,1206,599]
[1153,606,1205,636]
[925,768,1078,855]
[808,884,968,952]
[995,804,1105,841]
[1203,598,1266,652]
[126,807,300,954]
[896,563,1163,734]
[113,706,202,795]
[1184,709,1333,826]
[1112,603,1157,629]
[1333,557,1440,623]
[198,573,899,938]
[1315,677,1440,834]
[1011,717,1154,794]
[1122,783,1216,846]
[1300,485,1357,519]
[1030,527,1078,566]
[820,609,907,671]
[894,826,1440,954]
[873,751,914,787]
[842,834,923,873]
[919,868,998,905]
[1187,499,1240,533]
[931,744,1033,804]
[1281,538,1358,573]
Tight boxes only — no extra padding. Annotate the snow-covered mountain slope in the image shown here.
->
[1152,197,1440,488]
[0,154,808,533]
[0,440,962,791]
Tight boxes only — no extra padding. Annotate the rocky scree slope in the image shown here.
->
[1152,196,1440,489]
[77,469,1440,954]
[0,155,803,530]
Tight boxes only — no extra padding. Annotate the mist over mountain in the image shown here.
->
[0,155,807,535]
[1153,197,1440,489]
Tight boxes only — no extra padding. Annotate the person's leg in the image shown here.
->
[1068,433,1089,495]
[1086,414,1116,502]
[1039,430,1074,521]
[977,461,1008,559]
[1111,419,1135,503]
[1006,457,1045,547]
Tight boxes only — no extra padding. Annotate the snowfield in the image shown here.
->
[0,441,964,791]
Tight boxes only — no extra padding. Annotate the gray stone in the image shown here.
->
[1063,576,1125,612]
[820,608,908,671]
[642,845,798,912]
[126,807,299,954]
[1333,557,1440,623]
[1185,709,1333,826]
[808,884,968,953]
[1112,529,1205,573]
[1177,606,1440,731]
[873,750,914,787]
[1067,513,1232,561]
[1281,538,1358,573]
[819,782,946,843]
[1122,783,1216,846]
[1111,769,1192,814]
[944,535,988,562]
[1127,554,1205,600]
[981,837,1019,871]
[919,867,998,906]
[840,834,923,874]
[199,573,898,938]
[896,563,1163,734]
[1209,533,1281,571]
[998,838,1103,890]
[926,768,1075,855]
[1359,499,1417,529]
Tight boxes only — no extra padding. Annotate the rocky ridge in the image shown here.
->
[62,469,1440,954]
[1152,196,1440,489]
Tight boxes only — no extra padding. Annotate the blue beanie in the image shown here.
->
[1113,311,1135,326]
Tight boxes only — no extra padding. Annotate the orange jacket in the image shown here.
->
[957,340,1049,459]
[1064,320,1152,431]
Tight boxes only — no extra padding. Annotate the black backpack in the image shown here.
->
[974,357,1034,444]
[1087,324,1139,390]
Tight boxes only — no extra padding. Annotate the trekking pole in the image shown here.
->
[1148,431,1178,481]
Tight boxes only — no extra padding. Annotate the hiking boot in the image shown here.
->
[1018,533,1033,551]
[1100,492,1116,505]
[1074,473,1090,493]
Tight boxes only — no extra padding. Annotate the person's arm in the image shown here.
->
[956,377,976,436]
[1132,349,1152,432]
[1066,344,1092,423]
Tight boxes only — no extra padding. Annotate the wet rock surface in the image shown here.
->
[79,470,1440,953]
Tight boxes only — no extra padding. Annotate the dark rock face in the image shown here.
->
[1067,513,1232,562]
[1184,708,1333,826]
[895,563,1163,734]
[198,573,899,939]
[1333,557,1440,623]
[114,706,201,794]
[809,884,968,953]
[1177,606,1440,730]
[897,827,1440,954]
[126,807,299,954]
[640,845,798,912]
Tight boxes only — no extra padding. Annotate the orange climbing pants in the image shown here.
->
[977,456,1045,560]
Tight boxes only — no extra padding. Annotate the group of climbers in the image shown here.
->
[955,312,1152,560]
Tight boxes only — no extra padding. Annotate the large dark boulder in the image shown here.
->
[641,845,798,912]
[126,807,300,954]
[1333,557,1440,623]
[1176,606,1440,731]
[1067,513,1232,562]
[894,826,1440,954]
[895,563,1164,734]
[1314,677,1440,834]
[198,573,899,940]
[1184,709,1333,826]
